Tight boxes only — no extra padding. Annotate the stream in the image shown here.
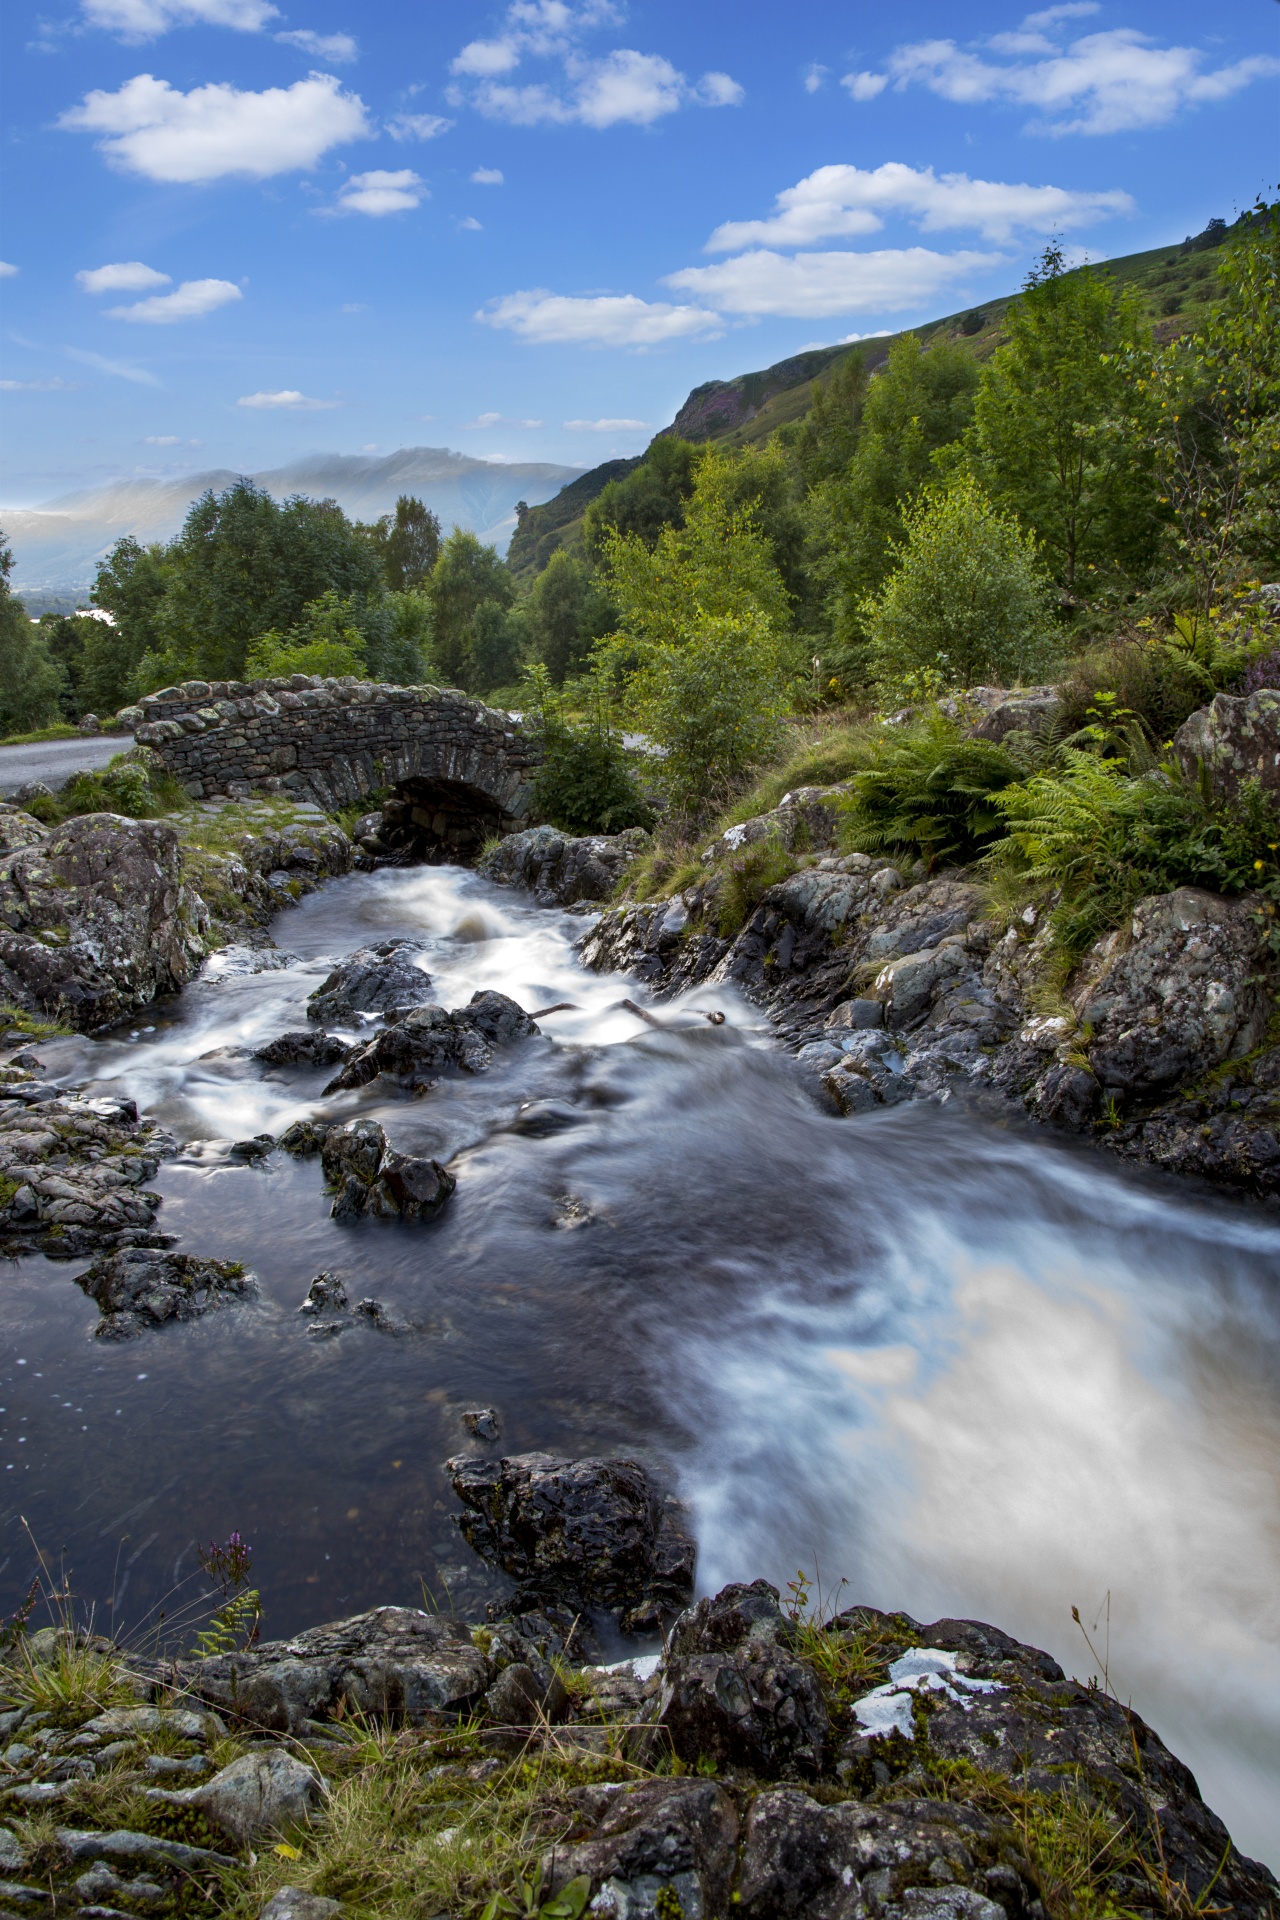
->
[2,859,1279,1868]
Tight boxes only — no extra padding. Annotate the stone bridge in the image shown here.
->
[126,675,541,861]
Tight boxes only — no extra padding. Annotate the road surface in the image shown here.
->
[0,734,135,798]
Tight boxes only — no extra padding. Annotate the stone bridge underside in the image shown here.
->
[128,676,541,860]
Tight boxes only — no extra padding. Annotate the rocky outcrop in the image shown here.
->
[319,1117,456,1221]
[479,824,652,907]
[0,813,205,1030]
[1173,687,1280,802]
[255,1031,353,1068]
[658,1581,829,1775]
[323,990,540,1094]
[544,1778,739,1919]
[446,1452,696,1632]
[0,806,47,854]
[701,786,846,864]
[0,1074,173,1258]
[76,1246,259,1338]
[148,1750,322,1845]
[305,939,433,1024]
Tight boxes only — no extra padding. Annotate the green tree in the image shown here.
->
[427,528,515,691]
[244,590,369,679]
[88,536,173,711]
[527,550,615,684]
[0,538,64,734]
[38,614,89,717]
[369,590,432,684]
[583,437,698,557]
[372,495,442,591]
[860,479,1055,692]
[968,245,1160,593]
[785,351,867,490]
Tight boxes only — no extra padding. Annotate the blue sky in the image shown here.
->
[1,0,1277,503]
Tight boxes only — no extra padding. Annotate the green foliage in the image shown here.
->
[526,550,614,685]
[784,351,867,490]
[0,537,65,733]
[716,832,799,935]
[968,243,1161,592]
[191,1588,262,1659]
[1055,635,1206,751]
[839,712,1026,866]
[0,1635,135,1724]
[88,535,173,711]
[583,436,698,556]
[244,590,370,679]
[0,723,81,747]
[428,527,517,692]
[480,1865,591,1920]
[524,664,650,834]
[370,494,442,591]
[859,479,1055,692]
[25,750,187,825]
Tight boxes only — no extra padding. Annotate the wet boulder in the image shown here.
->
[446,1452,695,1630]
[320,1117,455,1221]
[543,1778,738,1920]
[657,1581,829,1776]
[76,1248,258,1338]
[479,824,652,907]
[324,991,539,1094]
[180,1605,491,1733]
[305,939,433,1023]
[255,1031,353,1068]
[1173,688,1280,803]
[0,814,203,1030]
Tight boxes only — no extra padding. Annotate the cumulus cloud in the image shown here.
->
[236,388,338,408]
[65,346,161,384]
[0,262,20,278]
[471,166,504,183]
[843,71,888,101]
[458,215,483,230]
[563,416,649,430]
[77,260,171,293]
[478,289,722,346]
[665,247,998,318]
[449,1,740,128]
[107,277,242,322]
[336,168,424,215]
[705,162,1133,250]
[58,72,370,182]
[82,0,277,37]
[870,16,1280,135]
[387,112,452,140]
[275,28,357,60]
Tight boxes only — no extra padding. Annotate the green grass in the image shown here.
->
[0,1003,71,1038]
[0,723,84,747]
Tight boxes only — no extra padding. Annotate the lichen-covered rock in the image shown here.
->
[0,1081,173,1257]
[0,807,47,854]
[702,788,847,866]
[0,813,204,1029]
[260,1890,343,1920]
[446,1452,695,1630]
[181,1605,491,1732]
[76,1247,258,1337]
[479,824,651,906]
[152,1750,322,1845]
[658,1581,829,1776]
[319,1117,456,1221]
[323,991,539,1093]
[1173,688,1280,802]
[306,940,432,1024]
[543,1778,739,1920]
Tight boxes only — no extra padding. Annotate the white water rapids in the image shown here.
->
[1,860,1278,1867]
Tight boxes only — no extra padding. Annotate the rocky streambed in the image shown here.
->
[2,768,1280,1894]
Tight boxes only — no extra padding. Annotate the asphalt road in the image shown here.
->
[0,734,135,798]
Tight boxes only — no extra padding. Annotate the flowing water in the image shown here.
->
[2,862,1279,1868]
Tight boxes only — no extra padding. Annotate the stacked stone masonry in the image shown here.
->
[125,676,541,830]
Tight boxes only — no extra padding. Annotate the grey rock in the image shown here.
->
[658,1581,829,1776]
[480,824,651,906]
[255,1031,353,1068]
[462,1406,500,1440]
[181,1605,491,1732]
[0,810,46,854]
[1173,688,1280,802]
[0,1832,22,1876]
[152,1749,321,1846]
[260,1890,343,1920]
[80,1706,223,1745]
[277,1119,327,1157]
[824,998,883,1030]
[323,990,538,1094]
[75,1248,258,1336]
[543,1778,738,1920]
[55,1826,235,1870]
[319,1118,456,1221]
[10,782,53,804]
[306,940,433,1023]
[298,1270,349,1316]
[483,1659,569,1727]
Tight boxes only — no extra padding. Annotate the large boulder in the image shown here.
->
[323,991,539,1094]
[0,813,204,1030]
[0,807,47,854]
[543,1779,738,1920]
[657,1581,829,1776]
[181,1605,491,1732]
[306,940,433,1023]
[319,1118,455,1221]
[150,1750,321,1846]
[479,825,651,907]
[1073,887,1272,1098]
[76,1248,258,1338]
[1173,688,1280,803]
[702,788,846,865]
[446,1452,695,1631]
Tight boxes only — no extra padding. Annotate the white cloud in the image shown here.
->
[479,288,722,346]
[697,70,745,106]
[65,346,161,384]
[107,277,242,322]
[81,0,278,38]
[0,262,19,278]
[461,410,544,428]
[665,247,999,318]
[564,416,649,430]
[341,301,368,311]
[336,168,424,215]
[77,260,171,293]
[803,64,828,94]
[843,70,888,101]
[0,377,77,391]
[458,215,483,230]
[236,388,338,409]
[387,111,452,141]
[573,50,685,126]
[59,72,370,182]
[471,166,504,183]
[706,162,1133,250]
[453,36,522,77]
[880,23,1280,135]
[275,28,357,61]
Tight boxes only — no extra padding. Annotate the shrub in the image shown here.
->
[1055,636,1206,749]
[716,832,799,936]
[860,479,1056,693]
[839,713,1026,867]
[524,666,650,835]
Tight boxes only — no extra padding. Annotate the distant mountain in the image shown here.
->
[2,447,584,595]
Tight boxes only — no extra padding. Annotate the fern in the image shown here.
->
[839,712,1025,866]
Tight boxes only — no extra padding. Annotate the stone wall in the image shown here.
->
[125,677,541,832]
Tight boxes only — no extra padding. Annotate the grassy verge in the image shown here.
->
[0,723,85,747]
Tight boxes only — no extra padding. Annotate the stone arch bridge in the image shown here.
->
[128,675,541,861]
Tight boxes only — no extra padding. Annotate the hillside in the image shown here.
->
[507,214,1241,582]
[4,447,584,596]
